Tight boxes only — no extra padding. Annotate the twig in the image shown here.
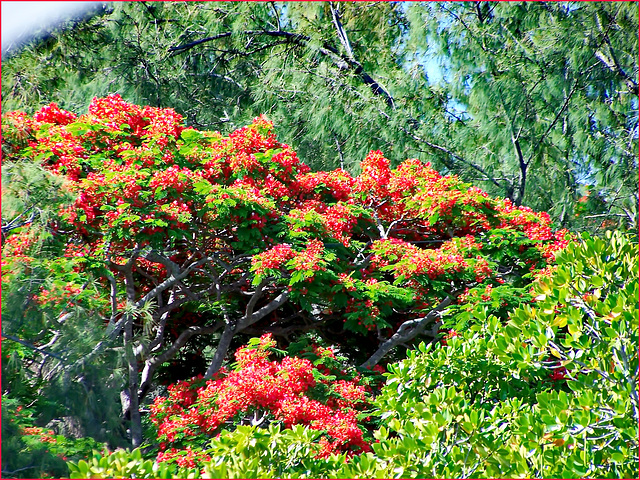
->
[1,332,65,360]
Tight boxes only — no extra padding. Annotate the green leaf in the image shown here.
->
[181,129,204,141]
[66,123,91,136]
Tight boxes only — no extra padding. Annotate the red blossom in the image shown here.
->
[549,366,567,381]
[34,102,77,125]
[150,336,372,464]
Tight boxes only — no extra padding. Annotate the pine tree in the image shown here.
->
[1,160,128,448]
[408,1,638,230]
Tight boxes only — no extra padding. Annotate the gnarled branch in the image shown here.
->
[138,323,222,400]
[361,295,453,368]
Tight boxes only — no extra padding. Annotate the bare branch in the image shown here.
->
[204,321,236,378]
[138,323,222,400]
[168,28,394,107]
[1,206,37,238]
[135,254,212,309]
[361,296,453,368]
[513,137,527,206]
[1,332,65,360]
[237,289,290,331]
[123,310,142,447]
[594,7,638,95]
[329,2,354,59]
[168,32,233,53]
[403,125,505,191]
[245,279,269,319]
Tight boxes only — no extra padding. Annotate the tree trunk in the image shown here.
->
[204,321,236,378]
[123,314,143,448]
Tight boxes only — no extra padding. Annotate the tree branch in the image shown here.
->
[204,321,236,378]
[135,253,212,309]
[138,323,222,400]
[361,295,453,368]
[145,288,175,355]
[245,279,268,319]
[168,28,394,107]
[513,137,527,206]
[527,79,579,168]
[406,127,504,191]
[594,49,638,95]
[1,206,36,239]
[1,332,65,360]
[168,32,233,53]
[329,2,354,59]
[236,289,290,331]
[594,7,638,95]
[123,310,142,448]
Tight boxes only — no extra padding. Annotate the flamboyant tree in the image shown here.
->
[2,96,569,448]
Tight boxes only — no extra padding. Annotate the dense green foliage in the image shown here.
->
[370,231,638,478]
[1,2,637,478]
[2,396,108,479]
[2,2,637,231]
[66,231,638,478]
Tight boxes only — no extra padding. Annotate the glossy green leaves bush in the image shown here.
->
[372,231,638,478]
[67,448,197,479]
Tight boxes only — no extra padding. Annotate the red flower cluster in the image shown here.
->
[88,94,152,136]
[322,203,359,246]
[497,201,571,259]
[481,284,493,301]
[228,115,279,154]
[291,239,325,273]
[536,229,571,261]
[1,227,37,264]
[549,366,567,381]
[440,329,460,346]
[150,335,372,464]
[34,103,77,125]
[252,239,327,279]
[34,283,83,307]
[142,105,184,138]
[3,97,569,280]
[354,150,392,202]
[371,238,472,281]
[2,111,36,143]
[149,165,200,194]
[298,169,355,202]
[252,244,296,276]
[156,446,211,469]
[22,426,57,443]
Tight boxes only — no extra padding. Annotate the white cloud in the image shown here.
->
[1,1,102,55]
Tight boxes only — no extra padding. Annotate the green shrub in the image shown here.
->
[370,231,638,478]
[2,396,107,478]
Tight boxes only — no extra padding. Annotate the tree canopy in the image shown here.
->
[1,2,638,478]
[2,96,570,449]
